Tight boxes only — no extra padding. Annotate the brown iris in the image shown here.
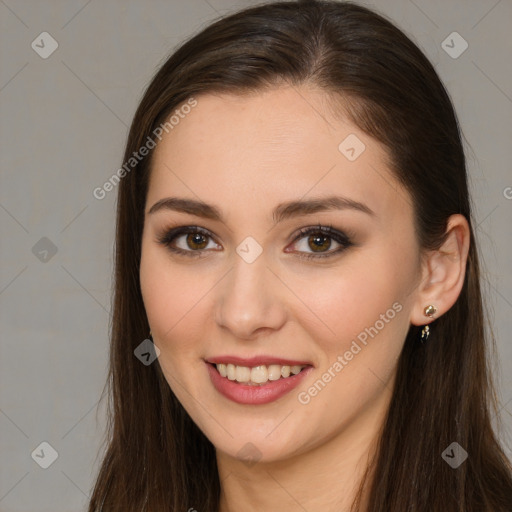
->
[187,232,208,250]
[308,233,331,252]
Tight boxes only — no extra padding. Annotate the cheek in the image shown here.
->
[291,248,414,398]
[297,259,406,343]
[141,276,192,334]
[293,264,410,433]
[140,251,211,407]
[140,245,207,353]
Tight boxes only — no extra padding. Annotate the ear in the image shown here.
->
[410,214,470,326]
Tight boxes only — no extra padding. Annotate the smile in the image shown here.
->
[205,359,313,405]
[215,363,306,385]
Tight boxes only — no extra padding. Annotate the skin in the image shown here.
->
[139,84,470,511]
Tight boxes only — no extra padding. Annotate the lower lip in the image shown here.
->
[206,362,312,405]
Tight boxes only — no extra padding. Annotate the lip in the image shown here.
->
[206,361,313,405]
[205,355,312,367]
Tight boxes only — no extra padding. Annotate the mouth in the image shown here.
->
[204,357,313,405]
[210,362,309,386]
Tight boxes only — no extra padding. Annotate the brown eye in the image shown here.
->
[288,225,353,260]
[157,226,220,258]
[186,232,209,250]
[307,233,332,252]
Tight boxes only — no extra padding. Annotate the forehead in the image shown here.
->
[148,85,412,224]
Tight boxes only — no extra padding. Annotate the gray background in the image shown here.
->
[1,0,511,510]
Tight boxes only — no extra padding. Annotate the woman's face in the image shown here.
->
[140,85,423,463]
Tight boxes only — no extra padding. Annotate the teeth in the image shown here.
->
[218,363,227,378]
[214,363,306,385]
[235,365,251,383]
[268,365,282,381]
[227,363,236,380]
[251,366,268,384]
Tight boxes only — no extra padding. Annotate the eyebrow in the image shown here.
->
[148,195,375,223]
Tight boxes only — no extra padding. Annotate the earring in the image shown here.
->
[424,305,437,318]
[420,305,437,343]
[149,330,153,340]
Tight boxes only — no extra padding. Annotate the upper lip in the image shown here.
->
[205,355,313,367]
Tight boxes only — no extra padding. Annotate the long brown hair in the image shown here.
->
[88,1,512,510]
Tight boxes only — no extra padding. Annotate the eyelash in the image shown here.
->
[156,224,354,260]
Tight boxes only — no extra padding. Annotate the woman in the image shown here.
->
[88,1,512,510]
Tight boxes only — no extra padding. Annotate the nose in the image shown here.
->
[215,252,287,340]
